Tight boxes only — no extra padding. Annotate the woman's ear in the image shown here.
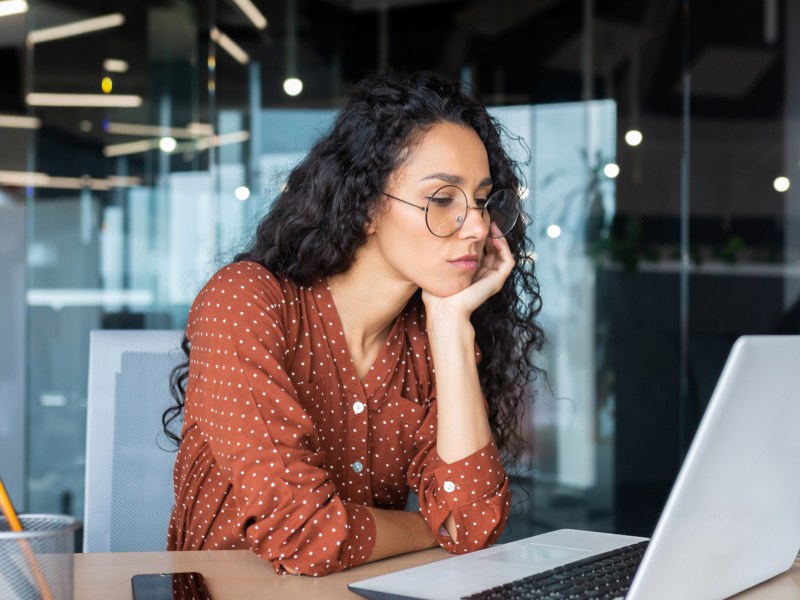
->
[365,195,390,235]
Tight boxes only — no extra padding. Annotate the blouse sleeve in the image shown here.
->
[184,265,376,576]
[406,387,511,554]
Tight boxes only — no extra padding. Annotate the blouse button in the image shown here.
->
[443,481,456,493]
[351,461,364,473]
[353,401,365,414]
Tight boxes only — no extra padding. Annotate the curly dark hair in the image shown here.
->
[164,70,545,463]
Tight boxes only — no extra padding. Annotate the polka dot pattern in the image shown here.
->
[167,261,510,575]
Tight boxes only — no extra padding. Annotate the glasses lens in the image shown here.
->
[485,189,520,237]
[426,185,468,237]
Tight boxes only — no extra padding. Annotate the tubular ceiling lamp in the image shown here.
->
[194,130,250,150]
[103,139,158,158]
[106,122,207,139]
[0,0,28,19]
[103,130,249,157]
[26,93,142,108]
[103,59,128,73]
[0,170,140,190]
[210,27,249,64]
[230,0,267,29]
[27,13,124,44]
[0,114,40,128]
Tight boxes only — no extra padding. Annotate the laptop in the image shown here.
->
[350,335,800,600]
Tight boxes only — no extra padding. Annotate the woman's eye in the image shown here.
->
[429,196,456,206]
[475,198,489,208]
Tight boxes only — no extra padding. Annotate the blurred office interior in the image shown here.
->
[0,0,798,549]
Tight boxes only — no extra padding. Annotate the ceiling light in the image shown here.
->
[603,163,620,178]
[187,122,213,136]
[103,139,159,157]
[624,129,643,147]
[26,93,142,107]
[283,77,303,96]
[230,0,267,29]
[103,59,128,73]
[106,122,205,139]
[106,176,141,187]
[235,186,251,201]
[0,0,27,19]
[38,176,111,190]
[159,137,177,153]
[0,170,49,186]
[0,170,141,190]
[546,225,562,239]
[0,114,40,129]
[774,176,790,192]
[284,0,299,98]
[104,130,249,157]
[194,130,250,151]
[210,27,249,65]
[101,77,113,93]
[27,13,124,45]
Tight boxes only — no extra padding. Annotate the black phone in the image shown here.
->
[131,572,212,600]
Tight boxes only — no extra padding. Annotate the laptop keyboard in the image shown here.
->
[461,540,649,600]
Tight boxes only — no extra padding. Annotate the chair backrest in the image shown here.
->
[83,329,185,552]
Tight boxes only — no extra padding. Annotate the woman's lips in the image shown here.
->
[449,255,480,270]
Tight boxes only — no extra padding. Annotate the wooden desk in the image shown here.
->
[74,549,800,599]
[74,548,450,599]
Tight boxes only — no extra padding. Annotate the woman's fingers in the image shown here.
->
[476,227,514,287]
[422,224,516,318]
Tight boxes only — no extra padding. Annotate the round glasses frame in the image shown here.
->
[383,185,520,239]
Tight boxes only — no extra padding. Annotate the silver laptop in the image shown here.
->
[350,335,800,600]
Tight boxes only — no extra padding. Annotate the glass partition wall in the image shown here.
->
[7,0,797,546]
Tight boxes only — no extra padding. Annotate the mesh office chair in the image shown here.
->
[83,329,185,552]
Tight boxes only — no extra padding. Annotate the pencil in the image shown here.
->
[0,477,23,531]
[0,477,54,600]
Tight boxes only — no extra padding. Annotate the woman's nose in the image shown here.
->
[458,204,490,239]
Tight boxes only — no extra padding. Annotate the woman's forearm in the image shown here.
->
[365,507,438,562]
[427,314,494,543]
[428,315,492,464]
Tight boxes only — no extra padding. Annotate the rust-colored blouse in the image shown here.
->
[168,261,510,576]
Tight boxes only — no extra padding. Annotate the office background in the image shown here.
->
[0,0,798,548]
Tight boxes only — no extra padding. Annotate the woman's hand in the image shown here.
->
[422,223,515,324]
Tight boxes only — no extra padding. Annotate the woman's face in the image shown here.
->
[369,121,493,298]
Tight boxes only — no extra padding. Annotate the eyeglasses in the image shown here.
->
[383,185,520,238]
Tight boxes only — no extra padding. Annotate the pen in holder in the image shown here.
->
[0,478,81,600]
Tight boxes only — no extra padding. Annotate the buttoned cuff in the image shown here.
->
[433,441,506,511]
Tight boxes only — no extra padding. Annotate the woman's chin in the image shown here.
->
[422,277,474,298]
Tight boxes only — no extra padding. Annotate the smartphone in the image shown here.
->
[131,572,212,600]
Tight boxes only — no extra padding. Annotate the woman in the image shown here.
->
[164,70,544,576]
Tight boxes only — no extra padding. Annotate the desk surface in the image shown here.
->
[74,549,800,600]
